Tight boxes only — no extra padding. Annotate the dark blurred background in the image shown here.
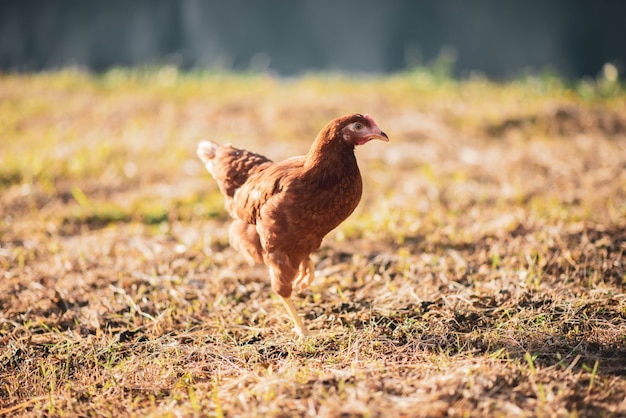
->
[1,0,625,79]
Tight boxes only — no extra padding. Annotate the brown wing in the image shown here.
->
[232,156,305,225]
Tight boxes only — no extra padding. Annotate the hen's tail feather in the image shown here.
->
[197,141,220,177]
[197,141,219,163]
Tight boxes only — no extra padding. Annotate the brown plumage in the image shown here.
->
[197,114,388,335]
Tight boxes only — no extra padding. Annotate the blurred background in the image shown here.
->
[1,0,625,79]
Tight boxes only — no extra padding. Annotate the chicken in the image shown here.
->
[197,114,388,335]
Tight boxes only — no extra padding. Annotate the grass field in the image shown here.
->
[1,68,625,417]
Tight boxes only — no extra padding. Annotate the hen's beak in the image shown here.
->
[369,130,389,142]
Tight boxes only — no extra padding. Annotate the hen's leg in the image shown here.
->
[279,296,307,336]
[293,258,315,292]
[266,253,308,335]
[229,220,263,265]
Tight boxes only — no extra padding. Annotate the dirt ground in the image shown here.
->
[1,70,625,417]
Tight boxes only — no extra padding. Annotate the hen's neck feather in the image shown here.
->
[303,129,359,187]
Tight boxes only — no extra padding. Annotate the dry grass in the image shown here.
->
[1,68,626,417]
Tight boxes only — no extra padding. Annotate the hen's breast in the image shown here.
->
[267,168,363,254]
[310,174,363,231]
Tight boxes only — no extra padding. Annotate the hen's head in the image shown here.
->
[316,114,389,149]
[339,114,389,146]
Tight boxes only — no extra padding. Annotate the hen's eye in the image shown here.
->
[354,123,363,130]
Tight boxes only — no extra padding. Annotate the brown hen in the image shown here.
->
[197,114,388,335]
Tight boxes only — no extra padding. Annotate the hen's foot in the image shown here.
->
[293,258,315,293]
